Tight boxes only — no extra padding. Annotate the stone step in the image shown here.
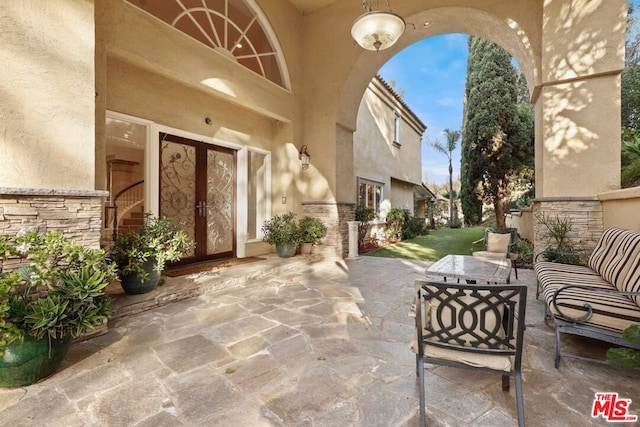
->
[107,254,322,321]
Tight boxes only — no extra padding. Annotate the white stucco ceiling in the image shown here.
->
[287,0,339,14]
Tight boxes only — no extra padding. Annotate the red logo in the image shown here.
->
[592,392,638,423]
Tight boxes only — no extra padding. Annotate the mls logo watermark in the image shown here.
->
[592,392,638,423]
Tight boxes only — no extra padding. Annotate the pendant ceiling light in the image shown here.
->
[351,0,406,52]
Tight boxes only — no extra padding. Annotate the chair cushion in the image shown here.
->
[422,342,513,372]
[412,291,512,372]
[486,232,512,253]
[472,251,507,260]
[588,228,640,290]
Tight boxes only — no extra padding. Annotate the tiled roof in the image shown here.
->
[374,74,427,130]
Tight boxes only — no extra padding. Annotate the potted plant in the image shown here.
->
[261,212,302,258]
[110,214,195,295]
[298,216,327,254]
[0,229,117,387]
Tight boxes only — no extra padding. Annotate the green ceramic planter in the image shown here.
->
[119,259,160,295]
[276,242,297,258]
[0,334,72,388]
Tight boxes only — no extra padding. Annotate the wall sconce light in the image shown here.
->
[351,0,405,52]
[298,145,310,170]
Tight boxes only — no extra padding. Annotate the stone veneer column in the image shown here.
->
[532,198,604,259]
[302,202,355,258]
[0,188,108,249]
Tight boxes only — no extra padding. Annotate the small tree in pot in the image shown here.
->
[298,216,327,254]
[261,212,302,258]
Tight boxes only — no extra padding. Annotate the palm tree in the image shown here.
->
[430,129,461,226]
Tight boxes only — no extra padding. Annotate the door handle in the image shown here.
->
[196,201,208,217]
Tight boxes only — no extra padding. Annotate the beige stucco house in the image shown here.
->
[1,0,638,262]
[354,75,426,221]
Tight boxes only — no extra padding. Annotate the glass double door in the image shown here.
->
[159,133,235,263]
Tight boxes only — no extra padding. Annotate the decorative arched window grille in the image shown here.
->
[127,0,290,89]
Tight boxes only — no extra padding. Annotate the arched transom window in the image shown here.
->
[126,0,289,89]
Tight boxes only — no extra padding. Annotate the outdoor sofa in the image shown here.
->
[535,227,640,367]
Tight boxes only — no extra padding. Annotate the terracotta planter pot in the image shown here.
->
[300,242,313,254]
[0,334,72,388]
[119,259,161,295]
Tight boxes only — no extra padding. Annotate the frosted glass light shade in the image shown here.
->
[351,11,406,51]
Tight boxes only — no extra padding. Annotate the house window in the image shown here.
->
[126,0,289,89]
[358,178,384,217]
[247,150,270,240]
[393,111,401,147]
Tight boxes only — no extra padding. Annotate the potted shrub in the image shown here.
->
[261,212,302,258]
[0,229,117,387]
[110,214,195,294]
[298,216,327,254]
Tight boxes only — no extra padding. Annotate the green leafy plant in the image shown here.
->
[354,206,374,252]
[402,217,428,240]
[607,325,640,369]
[110,214,195,281]
[536,213,587,265]
[298,216,327,245]
[622,139,640,159]
[261,212,302,246]
[515,238,534,268]
[385,208,410,240]
[0,230,117,355]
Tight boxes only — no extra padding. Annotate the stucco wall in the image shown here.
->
[599,187,640,232]
[353,79,423,217]
[0,1,96,190]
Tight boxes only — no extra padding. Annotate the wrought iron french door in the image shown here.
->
[159,133,236,263]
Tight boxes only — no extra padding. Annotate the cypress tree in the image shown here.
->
[460,36,525,228]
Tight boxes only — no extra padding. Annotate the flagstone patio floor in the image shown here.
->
[0,255,639,426]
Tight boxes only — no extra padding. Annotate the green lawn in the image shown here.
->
[364,227,485,261]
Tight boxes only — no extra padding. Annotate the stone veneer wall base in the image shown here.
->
[532,197,603,259]
[302,201,355,258]
[0,187,108,250]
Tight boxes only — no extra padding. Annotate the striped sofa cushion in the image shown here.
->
[620,250,640,305]
[538,263,640,334]
[588,228,640,290]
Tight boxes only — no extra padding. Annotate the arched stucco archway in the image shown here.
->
[298,0,626,255]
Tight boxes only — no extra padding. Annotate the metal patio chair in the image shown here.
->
[471,228,520,279]
[413,280,528,427]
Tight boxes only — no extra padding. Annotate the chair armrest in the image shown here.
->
[550,285,640,323]
[470,237,484,254]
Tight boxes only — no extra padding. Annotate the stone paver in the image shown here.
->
[1,256,639,426]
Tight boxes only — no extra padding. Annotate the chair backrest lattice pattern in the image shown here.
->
[415,281,527,364]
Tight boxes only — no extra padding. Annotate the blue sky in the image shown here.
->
[379,34,470,187]
[379,1,639,188]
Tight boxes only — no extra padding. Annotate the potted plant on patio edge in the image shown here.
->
[261,212,303,258]
[298,216,327,254]
[0,229,117,387]
[110,214,195,295]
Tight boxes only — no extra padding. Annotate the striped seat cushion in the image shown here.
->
[538,265,640,334]
[588,228,640,294]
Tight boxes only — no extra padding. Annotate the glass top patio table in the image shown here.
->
[426,254,512,284]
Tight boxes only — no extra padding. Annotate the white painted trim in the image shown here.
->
[104,113,271,259]
[106,111,155,215]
